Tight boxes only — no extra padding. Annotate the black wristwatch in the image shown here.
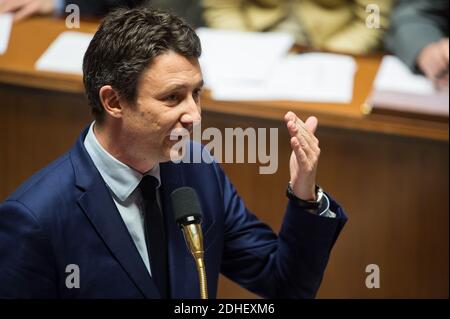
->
[286,183,324,210]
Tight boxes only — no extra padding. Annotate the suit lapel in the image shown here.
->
[71,130,160,299]
[160,162,200,299]
[77,180,161,299]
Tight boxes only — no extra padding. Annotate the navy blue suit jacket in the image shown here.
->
[0,129,347,299]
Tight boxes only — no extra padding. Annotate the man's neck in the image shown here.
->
[93,122,157,174]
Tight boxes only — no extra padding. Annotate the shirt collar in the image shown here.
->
[84,122,161,202]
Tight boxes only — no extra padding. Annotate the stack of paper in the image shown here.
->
[34,28,358,104]
[0,13,13,55]
[211,53,357,103]
[374,55,437,94]
[197,29,292,89]
[369,55,449,117]
[197,28,357,104]
[35,31,94,74]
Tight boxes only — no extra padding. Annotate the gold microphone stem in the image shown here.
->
[195,257,208,299]
[182,224,208,299]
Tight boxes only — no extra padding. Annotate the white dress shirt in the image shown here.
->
[84,122,161,276]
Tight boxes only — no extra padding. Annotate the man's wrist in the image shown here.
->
[289,180,317,201]
[286,183,323,210]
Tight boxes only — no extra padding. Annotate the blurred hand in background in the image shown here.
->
[417,38,449,90]
[0,0,55,21]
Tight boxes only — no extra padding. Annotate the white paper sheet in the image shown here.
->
[211,53,357,104]
[35,31,94,74]
[0,13,13,55]
[197,28,295,90]
[370,55,448,116]
[374,55,436,95]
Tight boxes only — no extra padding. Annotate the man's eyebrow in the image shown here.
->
[160,80,204,93]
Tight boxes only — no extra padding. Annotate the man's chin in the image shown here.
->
[164,138,190,163]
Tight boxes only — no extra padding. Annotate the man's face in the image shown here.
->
[120,51,203,165]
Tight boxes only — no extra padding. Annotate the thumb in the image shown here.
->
[305,116,318,134]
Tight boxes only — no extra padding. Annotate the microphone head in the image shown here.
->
[171,187,203,225]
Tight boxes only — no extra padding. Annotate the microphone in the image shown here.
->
[171,187,208,299]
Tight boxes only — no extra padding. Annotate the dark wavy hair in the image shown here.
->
[82,7,202,122]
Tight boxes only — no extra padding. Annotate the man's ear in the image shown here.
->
[99,85,123,119]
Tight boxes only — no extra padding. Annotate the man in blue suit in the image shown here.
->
[0,8,347,299]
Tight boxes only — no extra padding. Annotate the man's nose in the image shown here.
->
[181,97,202,124]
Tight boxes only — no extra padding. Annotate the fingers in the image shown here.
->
[429,53,447,80]
[286,113,318,147]
[436,75,449,91]
[292,134,319,167]
[284,112,318,135]
[285,112,319,149]
[285,111,320,167]
[419,41,449,83]
[288,121,319,159]
[0,0,30,14]
[284,111,318,133]
[304,116,318,134]
[290,136,311,169]
[0,0,54,21]
[14,0,40,21]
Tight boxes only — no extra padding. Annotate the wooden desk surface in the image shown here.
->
[0,16,448,141]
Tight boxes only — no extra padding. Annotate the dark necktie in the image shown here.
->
[139,175,169,298]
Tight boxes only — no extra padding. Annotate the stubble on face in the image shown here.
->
[119,51,203,172]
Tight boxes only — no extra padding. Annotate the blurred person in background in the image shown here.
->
[385,0,449,90]
[0,0,144,20]
[202,0,394,55]
[151,0,204,27]
[0,0,205,27]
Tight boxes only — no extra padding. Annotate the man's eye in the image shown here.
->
[166,94,179,102]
